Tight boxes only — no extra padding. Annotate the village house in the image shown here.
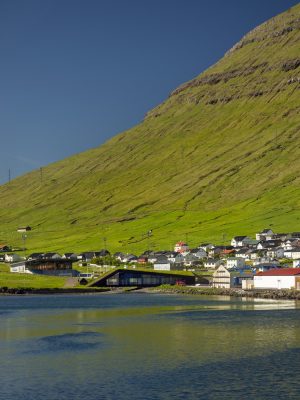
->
[283,248,300,260]
[4,253,23,263]
[249,250,264,260]
[256,229,274,241]
[231,236,253,248]
[293,260,300,268]
[0,244,11,252]
[62,253,78,261]
[253,262,280,272]
[190,248,207,259]
[17,226,32,233]
[234,248,252,260]
[204,258,221,269]
[257,239,282,250]
[10,258,78,277]
[183,253,200,266]
[166,252,184,264]
[153,255,173,271]
[27,253,44,260]
[266,247,284,259]
[253,268,300,290]
[198,243,214,252]
[43,252,62,259]
[226,257,246,270]
[281,239,299,250]
[137,256,148,265]
[174,241,189,253]
[212,265,253,289]
[252,257,277,266]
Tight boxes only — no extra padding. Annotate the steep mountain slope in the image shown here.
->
[1,4,300,253]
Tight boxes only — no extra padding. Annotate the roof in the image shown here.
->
[233,236,247,241]
[175,241,188,246]
[256,268,300,276]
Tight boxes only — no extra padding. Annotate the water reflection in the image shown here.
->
[0,293,300,400]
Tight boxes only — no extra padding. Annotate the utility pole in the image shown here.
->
[22,234,27,257]
[8,168,11,184]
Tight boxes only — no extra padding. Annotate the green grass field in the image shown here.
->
[0,265,68,289]
[0,4,299,255]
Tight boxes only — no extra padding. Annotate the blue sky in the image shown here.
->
[0,0,298,183]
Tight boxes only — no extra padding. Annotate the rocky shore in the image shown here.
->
[149,285,300,300]
[0,287,110,295]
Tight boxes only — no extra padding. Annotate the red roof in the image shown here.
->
[176,242,188,246]
[257,268,300,276]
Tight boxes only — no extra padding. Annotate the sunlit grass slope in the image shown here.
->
[0,4,300,254]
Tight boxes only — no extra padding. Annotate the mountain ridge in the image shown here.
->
[1,3,300,253]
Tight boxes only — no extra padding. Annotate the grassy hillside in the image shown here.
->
[0,4,300,254]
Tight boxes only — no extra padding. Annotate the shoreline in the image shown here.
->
[146,285,300,300]
[1,285,300,300]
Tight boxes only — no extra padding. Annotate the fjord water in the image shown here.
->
[1,294,300,400]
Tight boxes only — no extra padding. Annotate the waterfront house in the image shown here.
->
[253,268,300,290]
[212,265,253,289]
[90,268,195,287]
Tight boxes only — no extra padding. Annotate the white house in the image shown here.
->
[253,268,300,290]
[256,229,274,241]
[284,248,300,260]
[204,258,221,269]
[266,247,284,259]
[167,252,184,264]
[293,259,300,268]
[174,241,189,253]
[198,243,214,252]
[226,257,246,270]
[183,253,199,266]
[154,255,173,271]
[231,236,253,248]
[212,265,253,289]
[190,248,207,259]
[5,253,23,263]
[10,261,31,274]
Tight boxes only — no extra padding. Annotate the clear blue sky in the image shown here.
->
[0,0,298,183]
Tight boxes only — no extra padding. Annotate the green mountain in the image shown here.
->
[1,4,300,254]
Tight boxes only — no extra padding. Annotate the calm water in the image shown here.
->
[0,293,300,400]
